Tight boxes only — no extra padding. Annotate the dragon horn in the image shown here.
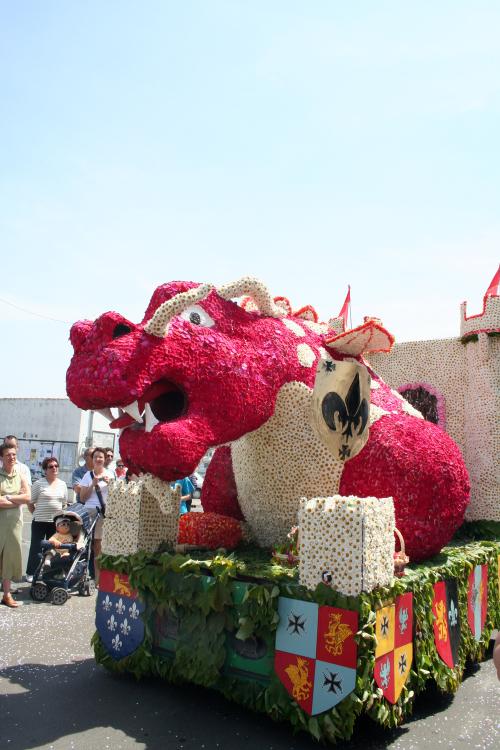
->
[144,283,214,337]
[218,276,281,317]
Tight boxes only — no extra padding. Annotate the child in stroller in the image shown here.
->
[30,509,99,605]
[42,515,75,569]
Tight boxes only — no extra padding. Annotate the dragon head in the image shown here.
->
[66,278,335,481]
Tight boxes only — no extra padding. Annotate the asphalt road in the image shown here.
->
[0,581,499,750]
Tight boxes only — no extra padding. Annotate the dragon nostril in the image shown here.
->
[112,323,132,339]
[69,320,93,352]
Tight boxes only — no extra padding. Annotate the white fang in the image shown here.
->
[123,401,143,423]
[145,403,160,432]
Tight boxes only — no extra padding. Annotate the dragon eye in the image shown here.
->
[180,305,215,328]
[112,323,132,339]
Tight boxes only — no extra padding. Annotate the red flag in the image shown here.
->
[338,286,350,329]
[485,265,500,298]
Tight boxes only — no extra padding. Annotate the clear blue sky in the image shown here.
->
[1,2,499,397]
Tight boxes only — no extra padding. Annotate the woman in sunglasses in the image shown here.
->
[25,457,68,582]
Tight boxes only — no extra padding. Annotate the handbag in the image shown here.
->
[394,527,409,577]
[90,471,106,517]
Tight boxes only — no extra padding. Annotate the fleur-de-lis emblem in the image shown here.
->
[321,373,369,448]
[102,594,112,611]
[399,607,409,635]
[115,598,126,615]
[448,599,458,627]
[129,602,139,620]
[107,614,117,632]
[379,657,391,689]
[111,634,122,651]
[120,618,131,636]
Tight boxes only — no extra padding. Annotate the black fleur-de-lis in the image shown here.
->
[323,360,336,372]
[321,372,369,439]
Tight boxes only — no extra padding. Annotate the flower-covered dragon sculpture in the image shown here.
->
[66,277,469,561]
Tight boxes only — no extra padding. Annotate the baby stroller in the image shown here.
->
[30,508,99,605]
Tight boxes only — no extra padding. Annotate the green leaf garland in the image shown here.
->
[95,539,500,744]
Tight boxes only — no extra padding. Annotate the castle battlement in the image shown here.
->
[370,267,500,523]
[460,288,500,337]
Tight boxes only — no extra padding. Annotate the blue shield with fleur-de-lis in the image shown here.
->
[95,570,145,660]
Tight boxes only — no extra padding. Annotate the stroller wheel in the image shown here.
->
[31,582,48,601]
[85,580,96,597]
[52,587,69,606]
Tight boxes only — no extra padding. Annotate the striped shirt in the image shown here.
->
[31,478,68,522]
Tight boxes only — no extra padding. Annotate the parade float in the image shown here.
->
[66,271,500,743]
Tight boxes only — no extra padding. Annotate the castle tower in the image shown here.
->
[460,271,500,521]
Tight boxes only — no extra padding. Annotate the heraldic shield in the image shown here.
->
[467,564,488,642]
[374,592,413,704]
[274,597,358,715]
[432,579,461,669]
[96,570,145,660]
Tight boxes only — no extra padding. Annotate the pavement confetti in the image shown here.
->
[0,582,499,749]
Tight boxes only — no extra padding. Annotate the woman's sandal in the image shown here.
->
[1,593,20,608]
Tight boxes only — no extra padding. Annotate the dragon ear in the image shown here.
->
[273,296,293,316]
[323,318,394,357]
[293,304,319,322]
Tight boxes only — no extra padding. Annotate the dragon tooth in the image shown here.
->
[145,403,160,432]
[122,400,143,423]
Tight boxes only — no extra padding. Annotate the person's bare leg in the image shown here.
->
[2,578,11,595]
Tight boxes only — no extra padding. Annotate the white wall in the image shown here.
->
[0,398,82,443]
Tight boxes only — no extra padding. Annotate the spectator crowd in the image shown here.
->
[0,434,199,609]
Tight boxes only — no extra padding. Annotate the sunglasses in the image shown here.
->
[116,463,124,468]
[47,464,59,469]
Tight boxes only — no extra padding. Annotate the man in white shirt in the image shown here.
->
[104,448,116,479]
[1,435,32,486]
